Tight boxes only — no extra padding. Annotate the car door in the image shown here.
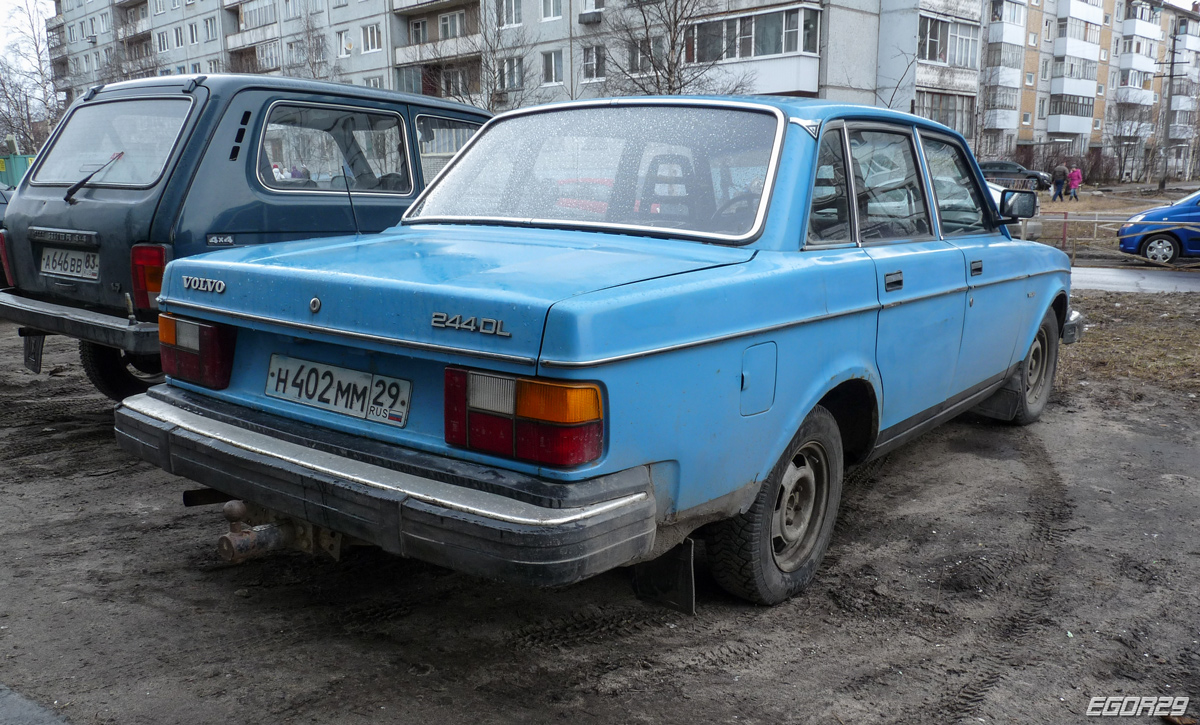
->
[920,132,1029,395]
[848,124,967,439]
[1170,198,1200,255]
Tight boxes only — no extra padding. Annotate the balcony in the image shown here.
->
[394,33,481,65]
[1059,0,1103,26]
[1112,85,1154,105]
[226,23,279,52]
[45,14,65,29]
[983,109,1020,130]
[1053,37,1100,60]
[1184,34,1200,53]
[116,18,151,40]
[1122,18,1163,41]
[1047,114,1094,134]
[1118,51,1157,73]
[1050,77,1097,96]
[988,22,1025,46]
[49,37,67,60]
[1173,95,1196,111]
[1170,124,1195,140]
[983,67,1022,87]
[1110,120,1154,137]
[113,0,143,8]
[392,0,471,13]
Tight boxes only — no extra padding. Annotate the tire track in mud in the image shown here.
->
[922,427,1075,725]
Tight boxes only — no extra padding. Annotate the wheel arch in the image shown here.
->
[817,378,879,466]
[1140,230,1181,255]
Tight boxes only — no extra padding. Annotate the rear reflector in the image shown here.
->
[445,367,604,467]
[0,230,14,286]
[159,313,236,389]
[131,244,169,309]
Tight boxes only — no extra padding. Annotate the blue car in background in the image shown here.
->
[1118,189,1200,263]
[114,98,1082,607]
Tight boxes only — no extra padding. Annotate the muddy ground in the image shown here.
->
[0,290,1198,725]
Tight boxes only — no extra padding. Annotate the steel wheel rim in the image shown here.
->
[771,442,829,572]
[121,352,166,385]
[1146,239,1174,263]
[1025,327,1048,404]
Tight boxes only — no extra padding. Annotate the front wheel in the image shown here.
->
[708,405,844,605]
[1011,308,1060,425]
[78,341,165,401]
[1142,235,1180,265]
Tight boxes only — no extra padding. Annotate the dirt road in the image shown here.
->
[0,291,1198,725]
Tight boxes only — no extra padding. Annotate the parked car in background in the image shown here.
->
[1118,189,1200,263]
[0,74,489,399]
[115,99,1081,607]
[978,161,1052,190]
[0,183,10,222]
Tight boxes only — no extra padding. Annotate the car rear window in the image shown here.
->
[34,98,192,187]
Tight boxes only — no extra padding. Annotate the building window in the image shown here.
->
[257,40,280,69]
[398,66,422,93]
[915,91,976,138]
[919,18,978,67]
[1058,17,1101,44]
[499,56,523,88]
[365,75,383,88]
[190,62,200,72]
[173,26,183,47]
[918,17,947,62]
[1093,118,1102,130]
[1038,97,1047,118]
[542,49,563,84]
[439,11,464,39]
[440,68,465,94]
[1100,48,1108,60]
[1098,82,1104,95]
[68,25,76,42]
[629,37,662,72]
[239,0,277,31]
[1028,32,1038,46]
[1052,55,1098,80]
[204,16,217,41]
[582,45,605,81]
[99,12,109,31]
[986,42,1022,68]
[1049,94,1095,117]
[157,30,168,51]
[336,29,350,56]
[1103,12,1111,24]
[686,8,818,63]
[990,0,1026,25]
[500,0,521,27]
[1040,58,1049,80]
[983,85,1020,109]
[411,19,427,44]
[333,0,347,7]
[583,0,603,10]
[188,22,198,43]
[1025,71,1034,85]
[208,59,220,72]
[1022,112,1031,125]
[542,0,561,19]
[362,23,381,52]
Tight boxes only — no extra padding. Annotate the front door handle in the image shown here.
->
[970,260,983,276]
[884,270,903,292]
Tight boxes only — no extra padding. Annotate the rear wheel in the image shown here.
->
[708,405,844,605]
[1142,235,1180,265]
[78,341,164,401]
[1011,309,1060,425]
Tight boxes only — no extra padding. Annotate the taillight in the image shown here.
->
[0,230,15,286]
[159,313,237,389]
[131,244,169,309]
[444,367,603,467]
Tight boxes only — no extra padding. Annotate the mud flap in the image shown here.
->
[21,330,45,374]
[971,372,1021,421]
[631,538,696,615]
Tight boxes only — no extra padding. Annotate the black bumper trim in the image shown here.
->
[0,289,159,354]
[115,398,657,587]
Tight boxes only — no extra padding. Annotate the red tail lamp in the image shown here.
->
[131,244,169,309]
[159,313,237,389]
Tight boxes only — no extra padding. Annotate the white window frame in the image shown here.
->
[438,11,464,39]
[204,16,217,41]
[188,22,198,44]
[361,23,381,53]
[336,29,350,56]
[582,45,604,81]
[541,49,563,85]
[542,0,561,20]
[410,19,427,44]
[173,26,183,47]
[500,56,523,89]
[1022,112,1032,125]
[500,0,521,27]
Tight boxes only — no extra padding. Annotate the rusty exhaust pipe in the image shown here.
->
[217,500,294,563]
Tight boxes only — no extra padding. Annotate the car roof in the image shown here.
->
[89,74,491,118]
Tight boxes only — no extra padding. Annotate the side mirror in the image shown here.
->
[1000,189,1038,220]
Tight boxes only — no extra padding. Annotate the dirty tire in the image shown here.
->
[1141,235,1179,265]
[78,341,164,401]
[707,405,844,605]
[1011,308,1059,425]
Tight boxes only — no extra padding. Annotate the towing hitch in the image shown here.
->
[216,500,345,563]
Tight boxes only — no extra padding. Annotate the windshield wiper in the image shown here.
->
[64,151,124,205]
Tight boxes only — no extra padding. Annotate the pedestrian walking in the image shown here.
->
[1052,162,1068,201]
[1067,164,1083,201]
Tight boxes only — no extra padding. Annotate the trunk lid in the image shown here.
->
[161,224,754,363]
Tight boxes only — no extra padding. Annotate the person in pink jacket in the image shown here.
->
[1067,164,1083,201]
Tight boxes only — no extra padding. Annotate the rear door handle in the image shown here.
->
[970,260,983,276]
[884,270,903,292]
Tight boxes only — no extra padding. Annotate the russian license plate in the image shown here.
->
[265,354,412,428]
[40,247,100,280]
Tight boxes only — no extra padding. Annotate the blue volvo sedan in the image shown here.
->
[1118,189,1200,263]
[114,98,1082,606]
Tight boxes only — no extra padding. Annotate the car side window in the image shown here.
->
[415,116,482,183]
[922,136,993,237]
[806,128,852,245]
[260,104,413,195]
[847,128,931,241]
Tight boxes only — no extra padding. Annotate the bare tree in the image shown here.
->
[597,0,754,96]
[1104,101,1157,181]
[0,0,62,152]
[283,9,342,81]
[875,50,918,110]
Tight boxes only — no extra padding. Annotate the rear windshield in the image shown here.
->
[33,98,192,186]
